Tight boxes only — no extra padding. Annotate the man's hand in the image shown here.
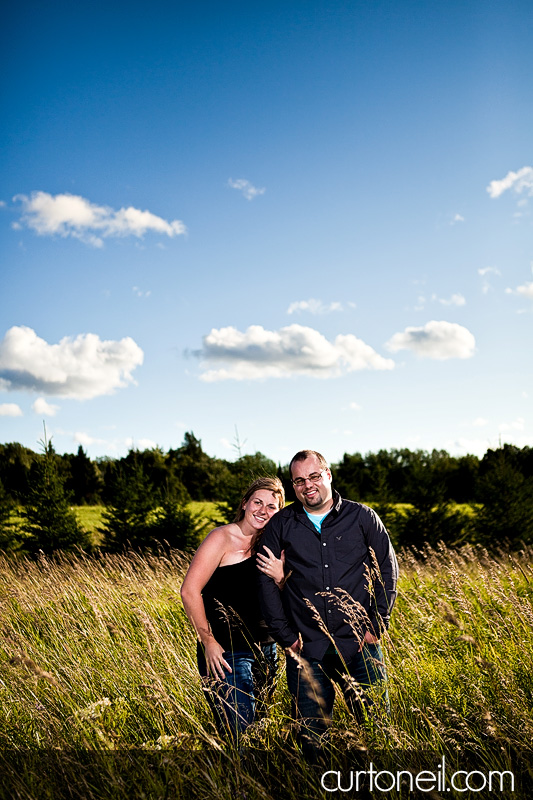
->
[359,631,380,651]
[286,639,301,653]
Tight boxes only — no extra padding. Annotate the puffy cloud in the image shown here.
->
[432,293,466,307]
[386,320,476,360]
[0,403,23,417]
[451,213,465,224]
[499,417,525,432]
[516,281,533,299]
[194,324,394,381]
[0,326,144,399]
[287,299,343,315]
[32,397,60,416]
[487,166,533,199]
[505,281,533,300]
[13,191,186,247]
[125,437,157,450]
[227,178,265,201]
[74,432,100,447]
[478,267,501,277]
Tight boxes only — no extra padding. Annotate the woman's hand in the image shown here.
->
[358,630,380,651]
[256,546,285,587]
[203,637,232,680]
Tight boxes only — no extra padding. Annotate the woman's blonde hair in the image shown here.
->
[233,476,285,523]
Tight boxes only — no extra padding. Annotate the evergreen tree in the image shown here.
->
[0,477,19,552]
[397,462,470,548]
[475,447,533,546]
[20,439,90,554]
[150,493,209,551]
[66,445,102,504]
[100,457,159,550]
[367,467,403,548]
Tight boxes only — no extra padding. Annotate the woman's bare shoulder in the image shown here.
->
[199,522,239,549]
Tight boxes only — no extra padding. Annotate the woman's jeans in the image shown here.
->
[197,642,277,742]
[285,643,388,748]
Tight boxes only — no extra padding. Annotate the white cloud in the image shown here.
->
[132,286,151,298]
[14,191,186,247]
[432,293,466,307]
[125,437,157,451]
[487,166,533,199]
[349,402,362,411]
[499,417,525,432]
[228,178,265,201]
[451,213,465,224]
[287,299,343,315]
[450,437,492,456]
[0,326,144,399]
[194,324,394,381]
[478,267,501,277]
[32,397,60,416]
[74,432,100,447]
[505,281,533,302]
[473,417,489,427]
[0,403,23,417]
[386,320,476,360]
[516,281,533,299]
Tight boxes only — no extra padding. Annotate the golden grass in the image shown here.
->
[0,542,531,797]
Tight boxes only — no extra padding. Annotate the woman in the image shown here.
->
[180,476,285,741]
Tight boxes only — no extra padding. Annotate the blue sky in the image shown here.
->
[1,0,532,465]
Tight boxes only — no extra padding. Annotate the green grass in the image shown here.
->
[0,543,531,798]
[73,502,226,536]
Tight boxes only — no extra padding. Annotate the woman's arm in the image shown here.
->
[180,528,231,680]
[256,546,286,587]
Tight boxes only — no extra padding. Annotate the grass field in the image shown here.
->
[0,542,531,798]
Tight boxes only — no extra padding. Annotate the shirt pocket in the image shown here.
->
[333,532,367,564]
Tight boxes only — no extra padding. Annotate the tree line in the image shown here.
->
[0,432,532,554]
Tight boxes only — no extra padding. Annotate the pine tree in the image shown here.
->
[476,448,533,546]
[0,477,19,552]
[100,458,159,551]
[397,462,470,548]
[150,493,208,552]
[20,438,90,554]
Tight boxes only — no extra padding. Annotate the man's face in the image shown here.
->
[291,455,333,513]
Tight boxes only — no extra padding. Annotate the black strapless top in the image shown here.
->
[202,557,271,651]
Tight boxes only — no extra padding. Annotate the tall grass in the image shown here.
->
[0,544,531,798]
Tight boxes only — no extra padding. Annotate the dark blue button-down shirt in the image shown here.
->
[257,490,399,662]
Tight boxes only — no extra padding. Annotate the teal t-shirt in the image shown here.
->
[304,509,329,533]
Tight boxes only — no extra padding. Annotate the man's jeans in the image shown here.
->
[285,643,388,747]
[197,642,277,742]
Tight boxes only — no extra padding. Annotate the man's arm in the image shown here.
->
[364,508,399,631]
[257,517,299,649]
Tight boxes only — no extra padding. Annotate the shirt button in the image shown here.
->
[324,564,329,568]
[326,586,330,590]
[328,610,331,614]
[323,542,327,546]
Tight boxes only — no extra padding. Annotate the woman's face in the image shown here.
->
[241,489,280,531]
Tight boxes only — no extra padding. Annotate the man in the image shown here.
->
[257,449,398,746]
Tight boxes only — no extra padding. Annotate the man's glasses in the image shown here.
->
[292,469,327,488]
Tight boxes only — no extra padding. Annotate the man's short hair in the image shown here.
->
[289,450,329,479]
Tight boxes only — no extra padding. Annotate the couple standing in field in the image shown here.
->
[180,448,399,751]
